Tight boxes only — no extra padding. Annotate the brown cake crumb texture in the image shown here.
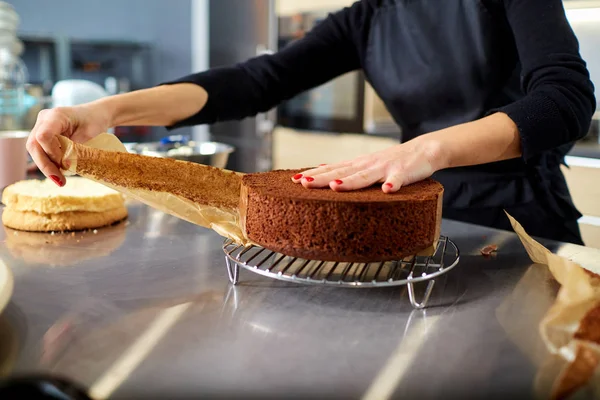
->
[553,344,600,400]
[551,302,600,400]
[574,302,600,345]
[584,268,600,281]
[74,143,241,210]
[242,169,443,262]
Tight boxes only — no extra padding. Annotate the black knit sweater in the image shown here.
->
[166,0,596,163]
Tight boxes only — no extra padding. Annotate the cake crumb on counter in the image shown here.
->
[481,244,498,257]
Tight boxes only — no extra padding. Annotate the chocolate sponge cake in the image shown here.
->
[241,170,444,262]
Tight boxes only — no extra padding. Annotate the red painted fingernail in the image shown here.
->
[334,179,343,185]
[293,174,303,180]
[319,164,327,166]
[305,176,315,182]
[50,175,64,187]
[385,183,393,188]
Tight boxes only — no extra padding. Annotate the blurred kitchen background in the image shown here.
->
[1,0,600,247]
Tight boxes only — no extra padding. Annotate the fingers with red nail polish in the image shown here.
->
[330,168,380,191]
[383,174,402,193]
[50,175,64,187]
[300,175,318,189]
[329,179,344,191]
[299,165,354,188]
[291,140,438,193]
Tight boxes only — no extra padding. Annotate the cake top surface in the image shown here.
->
[4,177,118,199]
[2,177,124,214]
[242,169,443,203]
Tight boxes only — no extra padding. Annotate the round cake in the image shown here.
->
[2,177,127,232]
[241,169,444,262]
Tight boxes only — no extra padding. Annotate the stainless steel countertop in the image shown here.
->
[0,203,573,399]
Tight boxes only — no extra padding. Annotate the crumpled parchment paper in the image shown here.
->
[500,212,600,399]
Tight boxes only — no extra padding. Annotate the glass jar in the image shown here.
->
[0,46,28,130]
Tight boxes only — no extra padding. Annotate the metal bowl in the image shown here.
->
[125,139,235,169]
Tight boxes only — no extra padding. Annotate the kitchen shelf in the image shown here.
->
[19,34,153,90]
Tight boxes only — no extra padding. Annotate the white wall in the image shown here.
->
[276,0,353,15]
[566,7,600,110]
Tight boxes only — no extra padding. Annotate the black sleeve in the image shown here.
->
[496,0,596,161]
[163,1,373,129]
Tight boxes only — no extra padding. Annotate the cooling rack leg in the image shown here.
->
[225,257,240,285]
[407,280,436,309]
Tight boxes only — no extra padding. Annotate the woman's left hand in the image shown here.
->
[292,113,522,193]
[291,137,446,193]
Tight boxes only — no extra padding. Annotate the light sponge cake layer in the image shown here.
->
[2,206,128,232]
[2,177,125,214]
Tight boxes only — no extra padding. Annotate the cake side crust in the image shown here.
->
[242,169,443,262]
[416,185,444,257]
[2,207,128,232]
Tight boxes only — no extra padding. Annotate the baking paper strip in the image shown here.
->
[58,134,250,245]
[503,212,600,399]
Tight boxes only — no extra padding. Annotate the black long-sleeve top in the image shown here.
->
[166,0,596,165]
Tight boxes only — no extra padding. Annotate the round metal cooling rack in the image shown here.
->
[222,236,460,309]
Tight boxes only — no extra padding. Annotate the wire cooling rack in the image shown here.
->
[222,236,460,309]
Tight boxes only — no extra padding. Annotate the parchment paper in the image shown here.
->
[503,212,600,399]
[58,134,250,245]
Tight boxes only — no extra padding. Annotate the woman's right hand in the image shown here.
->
[26,83,209,187]
[26,103,112,186]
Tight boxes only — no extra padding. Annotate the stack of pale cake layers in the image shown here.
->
[1,177,127,232]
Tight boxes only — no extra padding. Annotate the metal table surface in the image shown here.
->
[0,203,574,399]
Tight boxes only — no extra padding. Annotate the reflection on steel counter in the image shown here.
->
[3,221,127,267]
[0,313,19,377]
[0,201,589,399]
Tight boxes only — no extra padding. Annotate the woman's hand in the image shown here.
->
[26,83,209,187]
[26,104,112,186]
[291,113,522,193]
[292,137,446,193]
